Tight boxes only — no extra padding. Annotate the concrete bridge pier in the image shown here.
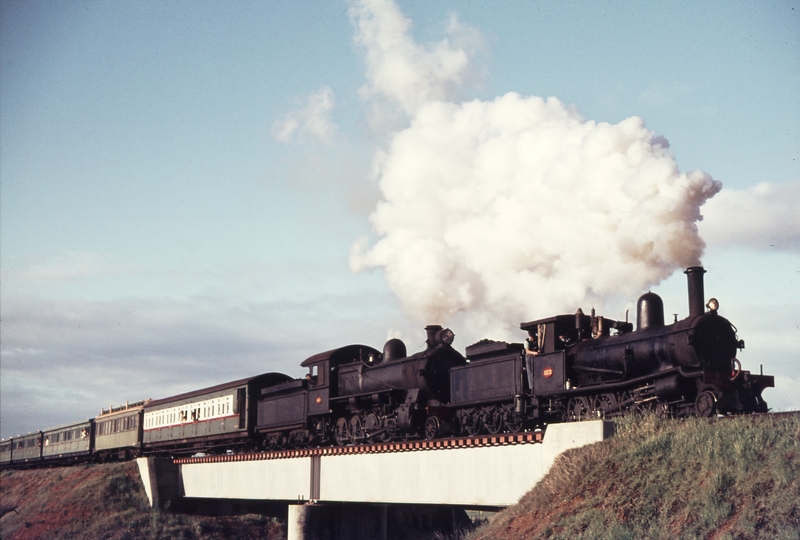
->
[288,503,387,540]
[136,457,183,509]
[286,503,471,540]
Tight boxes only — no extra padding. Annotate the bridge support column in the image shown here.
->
[288,503,387,540]
[136,457,183,508]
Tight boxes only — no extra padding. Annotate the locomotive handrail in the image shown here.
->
[536,367,683,396]
[572,365,625,375]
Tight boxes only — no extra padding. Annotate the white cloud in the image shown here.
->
[272,86,338,144]
[699,180,800,251]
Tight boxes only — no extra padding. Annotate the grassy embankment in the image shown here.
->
[2,413,798,539]
[0,461,285,540]
[470,413,800,540]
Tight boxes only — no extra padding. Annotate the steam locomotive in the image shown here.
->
[0,266,774,465]
[256,265,773,447]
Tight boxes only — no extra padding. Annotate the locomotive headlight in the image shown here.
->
[706,298,719,312]
[435,328,455,346]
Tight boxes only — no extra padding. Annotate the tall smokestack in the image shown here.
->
[684,266,706,318]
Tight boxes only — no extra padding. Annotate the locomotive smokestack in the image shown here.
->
[684,266,706,318]
[425,325,443,349]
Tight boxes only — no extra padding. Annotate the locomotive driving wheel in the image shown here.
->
[334,417,349,446]
[364,412,381,441]
[655,402,671,419]
[379,418,396,443]
[566,397,592,421]
[348,414,364,444]
[593,393,618,418]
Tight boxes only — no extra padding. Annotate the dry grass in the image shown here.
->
[469,413,800,540]
[0,461,285,540]
[3,415,797,539]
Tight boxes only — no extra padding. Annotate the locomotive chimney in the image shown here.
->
[685,266,706,318]
[425,325,443,349]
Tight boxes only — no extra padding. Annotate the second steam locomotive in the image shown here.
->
[1,266,774,466]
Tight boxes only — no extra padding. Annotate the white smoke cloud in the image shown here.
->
[348,1,722,339]
[272,86,337,144]
[699,181,800,251]
[348,0,483,129]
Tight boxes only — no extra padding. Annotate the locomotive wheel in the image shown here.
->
[566,397,591,421]
[484,407,504,435]
[424,416,440,440]
[620,391,649,416]
[618,391,635,413]
[505,414,524,433]
[655,402,671,419]
[379,418,396,442]
[334,417,349,446]
[593,393,618,417]
[463,410,482,436]
[364,412,381,440]
[348,414,364,444]
[695,391,717,418]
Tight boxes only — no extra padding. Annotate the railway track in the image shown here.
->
[174,429,546,464]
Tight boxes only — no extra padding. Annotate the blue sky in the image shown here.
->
[1,0,798,438]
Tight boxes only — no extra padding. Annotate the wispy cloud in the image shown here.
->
[0,288,406,438]
[699,181,800,251]
[2,251,126,286]
[272,86,338,144]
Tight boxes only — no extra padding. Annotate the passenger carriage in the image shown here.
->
[41,420,93,463]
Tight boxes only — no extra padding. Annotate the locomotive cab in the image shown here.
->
[300,345,383,416]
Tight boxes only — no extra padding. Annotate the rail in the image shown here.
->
[174,429,545,464]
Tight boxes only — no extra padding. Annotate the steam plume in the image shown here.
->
[347,0,721,339]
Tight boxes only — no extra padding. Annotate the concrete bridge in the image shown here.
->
[137,420,613,539]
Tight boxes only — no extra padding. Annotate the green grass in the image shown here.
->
[470,413,800,540]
